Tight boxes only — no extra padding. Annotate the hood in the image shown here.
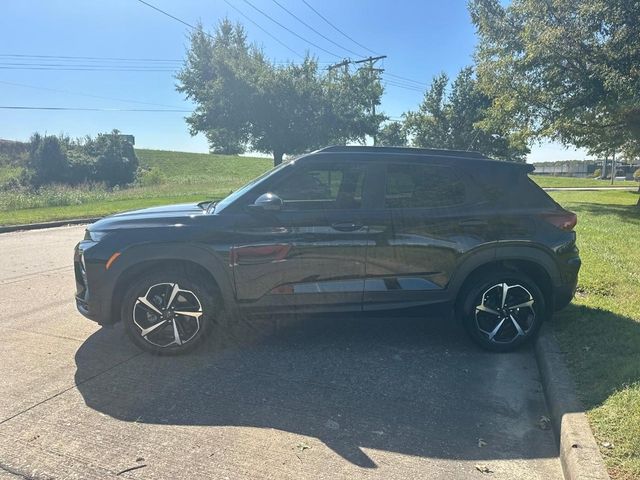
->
[89,202,208,231]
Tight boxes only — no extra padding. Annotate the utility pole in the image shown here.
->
[354,55,386,145]
[327,58,351,73]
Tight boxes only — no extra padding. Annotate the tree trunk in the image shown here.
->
[273,150,284,167]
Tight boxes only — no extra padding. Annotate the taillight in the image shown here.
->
[538,210,577,231]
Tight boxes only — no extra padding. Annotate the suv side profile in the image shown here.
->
[74,146,580,354]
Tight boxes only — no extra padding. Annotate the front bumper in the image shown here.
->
[74,243,111,324]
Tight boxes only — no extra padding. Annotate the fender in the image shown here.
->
[447,241,561,297]
[103,241,236,323]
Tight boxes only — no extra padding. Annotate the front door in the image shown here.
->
[231,161,372,312]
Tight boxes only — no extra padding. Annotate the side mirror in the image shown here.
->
[250,192,283,212]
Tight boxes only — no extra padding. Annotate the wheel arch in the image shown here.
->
[107,243,235,324]
[450,245,559,313]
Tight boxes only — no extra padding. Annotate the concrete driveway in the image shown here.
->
[0,225,562,479]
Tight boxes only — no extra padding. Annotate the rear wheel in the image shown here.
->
[121,270,217,355]
[457,271,546,352]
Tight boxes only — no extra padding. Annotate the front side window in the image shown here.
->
[385,164,466,208]
[271,163,366,210]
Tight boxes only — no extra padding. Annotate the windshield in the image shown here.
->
[213,162,290,213]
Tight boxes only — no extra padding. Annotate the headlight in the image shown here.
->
[84,230,109,242]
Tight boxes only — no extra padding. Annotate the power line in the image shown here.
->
[0,62,176,69]
[0,80,186,109]
[382,79,424,92]
[222,0,304,59]
[0,106,190,112]
[270,0,364,58]
[300,0,380,56]
[385,72,427,87]
[134,0,307,61]
[0,53,182,63]
[241,0,342,58]
[135,0,200,32]
[0,66,175,72]
[383,77,424,89]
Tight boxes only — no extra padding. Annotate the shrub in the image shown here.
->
[84,130,138,187]
[592,168,602,178]
[634,168,640,181]
[23,130,138,188]
[66,150,97,185]
[27,133,69,187]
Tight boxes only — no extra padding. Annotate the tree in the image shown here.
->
[470,0,640,161]
[404,68,529,161]
[177,20,383,165]
[377,121,407,146]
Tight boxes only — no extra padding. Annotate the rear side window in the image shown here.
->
[385,164,466,208]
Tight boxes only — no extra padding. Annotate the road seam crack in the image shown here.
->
[0,352,143,426]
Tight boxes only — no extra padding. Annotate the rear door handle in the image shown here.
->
[331,222,364,232]
[458,219,488,227]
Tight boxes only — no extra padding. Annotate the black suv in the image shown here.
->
[74,146,580,354]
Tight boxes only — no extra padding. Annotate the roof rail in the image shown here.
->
[315,145,490,159]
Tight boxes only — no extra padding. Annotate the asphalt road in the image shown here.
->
[0,225,562,479]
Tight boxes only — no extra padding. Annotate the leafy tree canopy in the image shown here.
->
[404,67,529,161]
[176,20,384,165]
[470,0,640,158]
[377,121,408,146]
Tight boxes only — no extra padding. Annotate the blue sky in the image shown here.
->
[1,0,591,162]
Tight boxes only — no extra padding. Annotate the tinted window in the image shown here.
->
[272,163,365,210]
[385,164,465,208]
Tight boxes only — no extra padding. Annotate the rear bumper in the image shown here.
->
[554,256,581,311]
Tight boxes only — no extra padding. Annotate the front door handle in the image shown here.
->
[331,222,364,232]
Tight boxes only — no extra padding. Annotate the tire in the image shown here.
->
[456,270,546,352]
[121,269,218,355]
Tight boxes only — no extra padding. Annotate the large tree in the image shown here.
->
[469,0,640,159]
[404,67,529,161]
[176,20,382,165]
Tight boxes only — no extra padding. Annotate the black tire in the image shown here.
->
[456,270,546,352]
[121,269,218,355]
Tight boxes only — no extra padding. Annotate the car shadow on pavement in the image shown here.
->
[75,311,557,469]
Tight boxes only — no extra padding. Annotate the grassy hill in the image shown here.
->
[0,149,271,225]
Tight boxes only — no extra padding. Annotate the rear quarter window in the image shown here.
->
[473,169,556,209]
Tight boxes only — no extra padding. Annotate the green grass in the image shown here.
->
[531,174,637,188]
[0,165,22,184]
[0,149,272,225]
[549,190,640,479]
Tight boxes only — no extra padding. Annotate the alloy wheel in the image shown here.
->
[133,282,203,348]
[474,282,536,345]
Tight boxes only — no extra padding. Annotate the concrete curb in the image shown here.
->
[535,324,610,480]
[542,187,636,191]
[0,218,99,234]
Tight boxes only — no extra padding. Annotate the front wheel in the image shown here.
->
[457,271,546,352]
[121,270,217,355]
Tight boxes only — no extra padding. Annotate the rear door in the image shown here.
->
[363,161,496,309]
